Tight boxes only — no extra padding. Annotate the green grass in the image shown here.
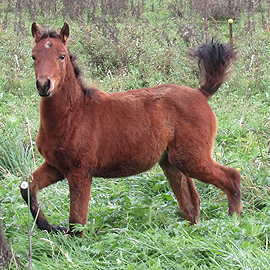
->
[1,0,270,269]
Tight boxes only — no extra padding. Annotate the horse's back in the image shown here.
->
[106,84,214,131]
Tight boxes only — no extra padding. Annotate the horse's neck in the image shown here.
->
[39,78,82,135]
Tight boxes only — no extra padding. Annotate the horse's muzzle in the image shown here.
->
[36,76,51,97]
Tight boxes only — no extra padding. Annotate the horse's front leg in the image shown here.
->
[20,161,67,233]
[67,171,92,237]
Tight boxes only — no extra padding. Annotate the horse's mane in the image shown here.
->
[35,30,99,98]
[69,53,99,97]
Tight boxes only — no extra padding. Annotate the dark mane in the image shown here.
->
[69,53,99,97]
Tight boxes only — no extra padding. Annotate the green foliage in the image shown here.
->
[0,0,270,269]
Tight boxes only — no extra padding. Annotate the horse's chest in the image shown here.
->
[36,134,81,174]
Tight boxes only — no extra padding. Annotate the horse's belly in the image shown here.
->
[93,156,162,178]
[92,136,168,178]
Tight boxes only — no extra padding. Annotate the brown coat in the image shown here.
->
[20,23,241,237]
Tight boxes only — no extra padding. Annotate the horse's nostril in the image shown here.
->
[36,79,42,90]
[36,77,51,96]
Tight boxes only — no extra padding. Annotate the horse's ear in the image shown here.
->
[31,22,41,41]
[60,22,69,44]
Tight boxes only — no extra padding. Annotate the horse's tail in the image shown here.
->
[193,40,236,98]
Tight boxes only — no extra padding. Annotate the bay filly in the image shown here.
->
[20,22,241,236]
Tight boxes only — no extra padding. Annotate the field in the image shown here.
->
[0,0,270,269]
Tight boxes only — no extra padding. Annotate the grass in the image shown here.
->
[1,0,270,269]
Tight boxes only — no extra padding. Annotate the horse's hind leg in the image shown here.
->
[159,154,200,224]
[168,149,242,217]
[20,161,66,233]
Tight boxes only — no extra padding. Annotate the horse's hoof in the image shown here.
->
[50,225,69,234]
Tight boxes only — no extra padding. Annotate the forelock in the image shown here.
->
[35,29,62,43]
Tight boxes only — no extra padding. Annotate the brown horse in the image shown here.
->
[20,22,241,237]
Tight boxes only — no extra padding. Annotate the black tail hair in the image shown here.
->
[193,40,236,98]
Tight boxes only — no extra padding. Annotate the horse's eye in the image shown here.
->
[32,55,36,61]
[59,54,66,60]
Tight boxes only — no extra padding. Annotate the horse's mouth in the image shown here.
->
[38,86,54,97]
[39,92,51,97]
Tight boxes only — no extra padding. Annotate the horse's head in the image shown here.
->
[31,22,70,97]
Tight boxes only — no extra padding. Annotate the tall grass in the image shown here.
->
[0,0,270,269]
